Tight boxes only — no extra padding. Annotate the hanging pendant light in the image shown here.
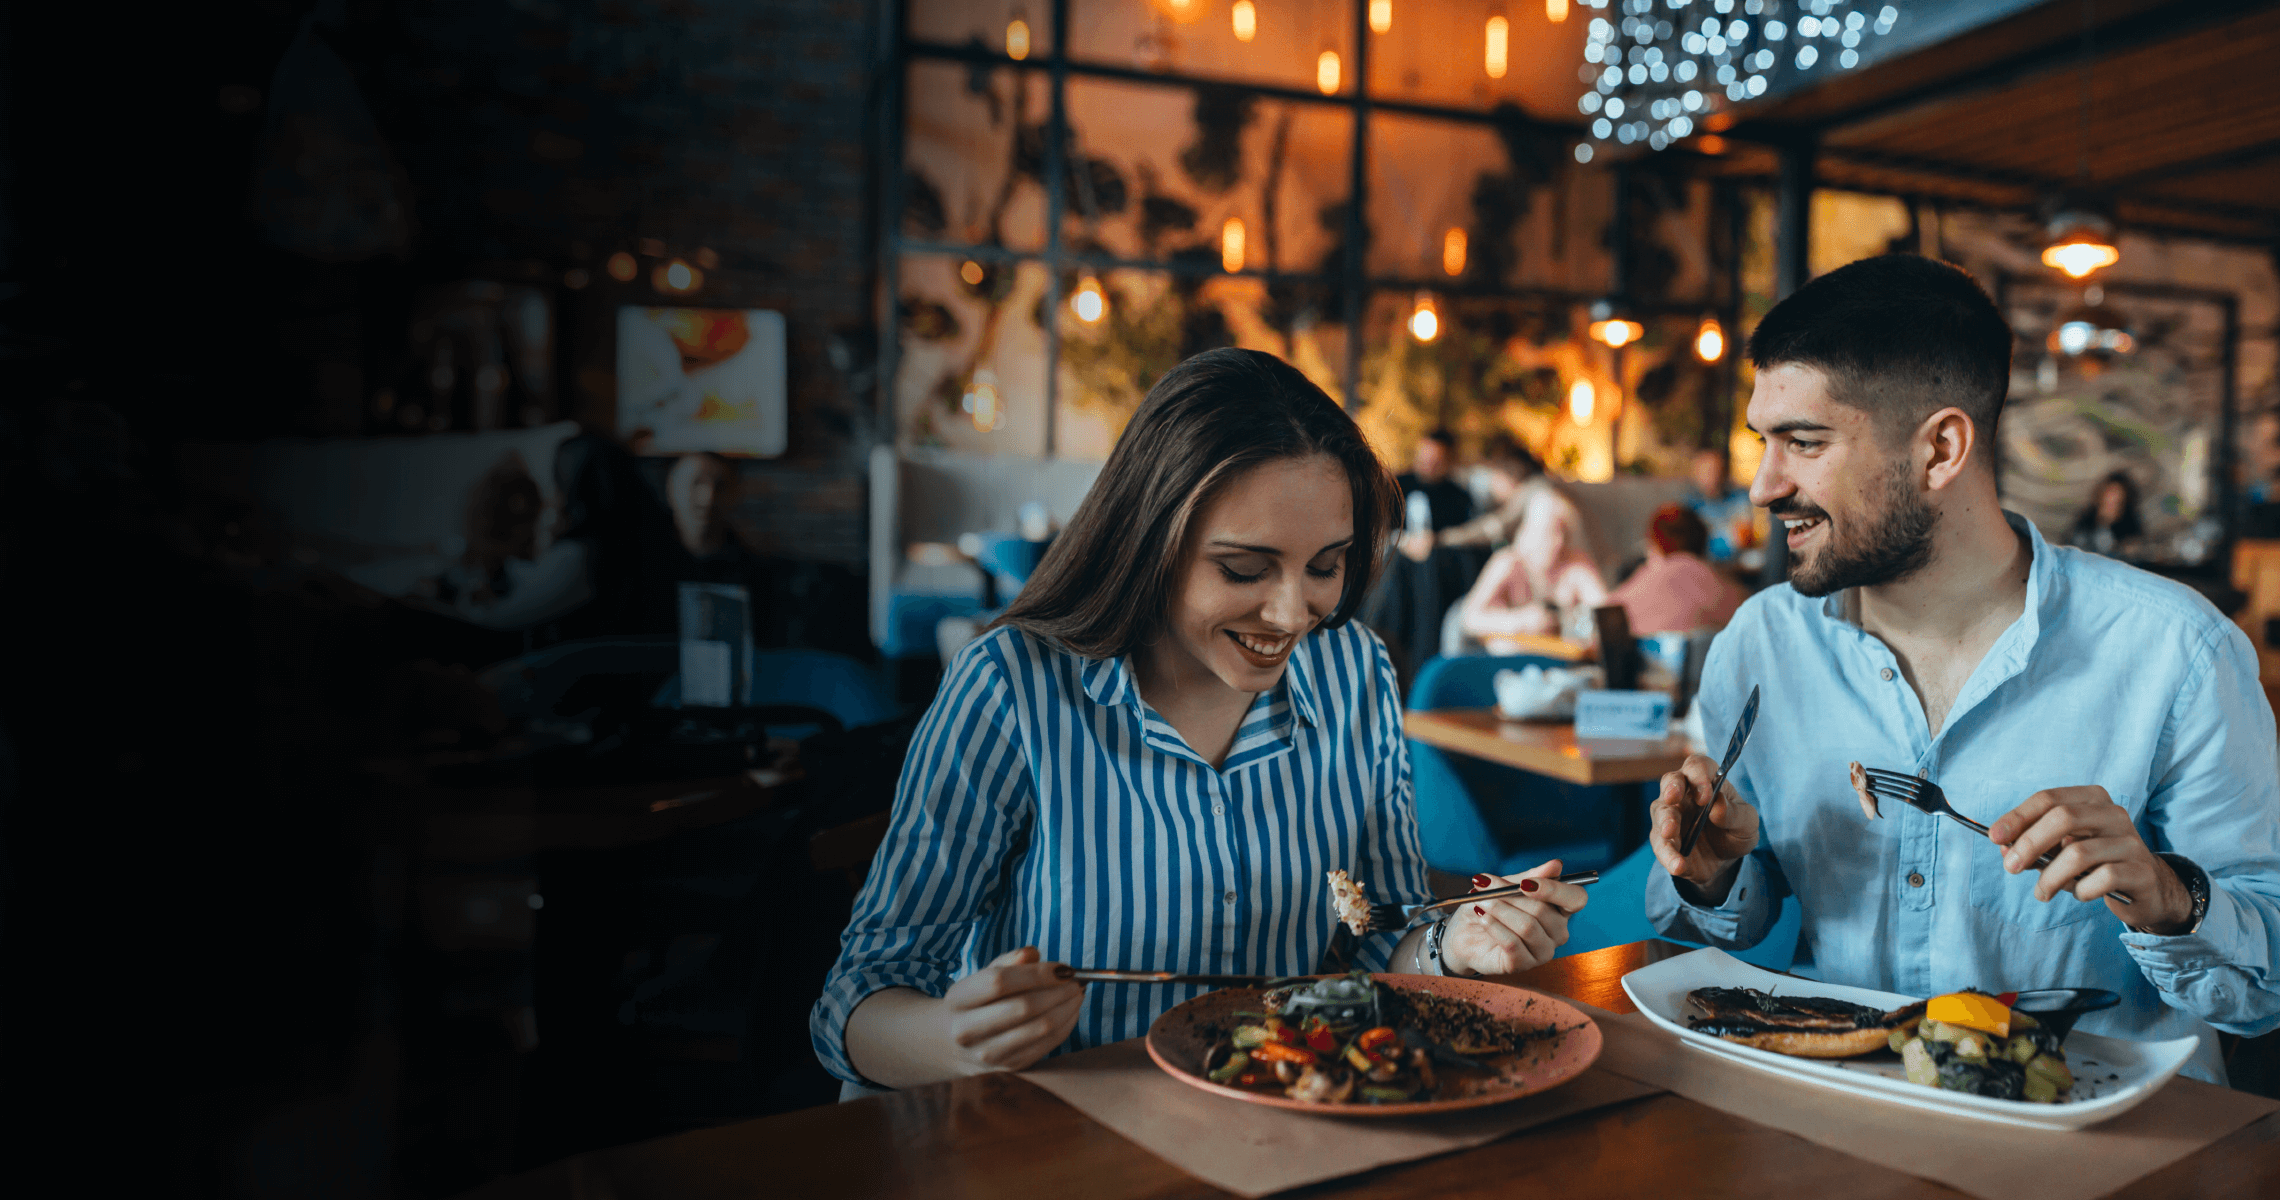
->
[2044,0,2118,279]
[1588,299,1643,348]
[1408,293,1439,342]
[1694,316,1726,363]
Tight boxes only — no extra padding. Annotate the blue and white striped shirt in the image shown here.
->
[810,619,1432,1085]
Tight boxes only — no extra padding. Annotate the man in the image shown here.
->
[1683,446,1755,564]
[1647,254,2280,1084]
[1397,429,1474,538]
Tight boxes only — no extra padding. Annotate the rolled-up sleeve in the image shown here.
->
[809,642,1035,1084]
[1351,631,1433,970]
[2121,619,2280,1036]
[1646,847,1788,950]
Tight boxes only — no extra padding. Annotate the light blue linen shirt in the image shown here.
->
[1649,513,2280,1083]
[811,620,1432,1085]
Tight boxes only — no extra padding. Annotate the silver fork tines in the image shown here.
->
[1859,768,2132,906]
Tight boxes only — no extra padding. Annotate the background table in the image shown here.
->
[457,941,2280,1200]
[1404,708,1691,785]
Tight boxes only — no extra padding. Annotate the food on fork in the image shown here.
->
[1685,986,1927,1057]
[1849,760,1878,819]
[1327,869,1372,936]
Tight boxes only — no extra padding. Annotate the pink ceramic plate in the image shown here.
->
[1144,974,1602,1116]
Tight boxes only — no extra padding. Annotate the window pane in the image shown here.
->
[1069,0,1356,96]
[908,0,1055,60]
[1056,268,1349,458]
[1367,113,1610,293]
[895,254,1056,456]
[1365,2,1590,114]
[904,62,1052,253]
[1353,290,1711,483]
[1062,75,1351,275]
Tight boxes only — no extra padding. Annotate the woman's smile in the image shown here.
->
[1226,629,1296,666]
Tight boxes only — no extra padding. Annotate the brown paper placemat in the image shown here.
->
[1577,1002,2278,1200]
[1018,1038,1660,1198]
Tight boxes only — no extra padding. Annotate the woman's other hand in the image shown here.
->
[938,946,1086,1074]
[1438,860,1588,977]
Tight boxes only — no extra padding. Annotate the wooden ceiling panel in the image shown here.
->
[2140,158,2280,206]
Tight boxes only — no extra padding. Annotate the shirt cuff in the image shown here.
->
[2118,879,2242,984]
[810,963,954,1086]
[1650,854,1767,944]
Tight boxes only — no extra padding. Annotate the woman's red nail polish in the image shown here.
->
[1474,905,1486,916]
[1520,879,1539,893]
[1471,874,1493,889]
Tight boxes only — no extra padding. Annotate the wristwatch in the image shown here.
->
[2130,852,2210,936]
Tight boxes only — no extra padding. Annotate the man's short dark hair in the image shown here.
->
[1421,428,1457,451]
[1747,254,2012,460]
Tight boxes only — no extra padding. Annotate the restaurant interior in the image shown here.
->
[5,0,2280,1196]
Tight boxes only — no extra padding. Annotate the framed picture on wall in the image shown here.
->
[617,306,787,457]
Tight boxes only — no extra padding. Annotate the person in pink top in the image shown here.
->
[1457,484,1609,642]
[1608,503,1743,635]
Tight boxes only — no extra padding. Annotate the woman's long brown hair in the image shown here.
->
[992,347,1401,660]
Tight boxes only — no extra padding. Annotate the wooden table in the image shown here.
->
[1404,707,1691,785]
[456,941,2280,1200]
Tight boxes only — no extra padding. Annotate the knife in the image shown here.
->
[1678,683,1759,858]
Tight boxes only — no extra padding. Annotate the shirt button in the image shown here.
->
[1213,802,1226,816]
[1880,668,1896,681]
[1907,871,1926,888]
[1223,891,1238,904]
[1918,769,1929,780]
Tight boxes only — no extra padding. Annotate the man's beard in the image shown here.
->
[1777,460,1938,598]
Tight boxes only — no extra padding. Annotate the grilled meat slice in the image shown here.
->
[1685,987,1928,1059]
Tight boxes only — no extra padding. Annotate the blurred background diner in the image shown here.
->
[4,0,2278,1195]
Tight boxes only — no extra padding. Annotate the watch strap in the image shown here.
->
[2132,852,2210,936]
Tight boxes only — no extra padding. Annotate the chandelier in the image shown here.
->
[1576,0,1902,159]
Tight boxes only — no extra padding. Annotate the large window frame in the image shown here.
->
[874,0,1734,457]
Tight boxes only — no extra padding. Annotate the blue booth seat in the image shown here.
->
[1406,654,1634,878]
[1559,839,1802,970]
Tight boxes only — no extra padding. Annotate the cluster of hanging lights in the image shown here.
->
[1577,1,1900,160]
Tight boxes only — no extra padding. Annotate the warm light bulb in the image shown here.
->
[1165,0,1197,18]
[1221,218,1246,273]
[1485,16,1509,79]
[1317,50,1341,94]
[2044,239,2120,279]
[1007,18,1030,60]
[965,370,1003,432]
[1546,0,1569,22]
[606,252,638,282]
[960,260,985,286]
[1232,0,1257,41]
[1072,276,1106,323]
[655,259,702,294]
[1408,293,1439,342]
[1442,227,1467,277]
[1369,0,1392,34]
[1694,318,1725,363]
[1569,380,1595,424]
[1589,318,1642,348]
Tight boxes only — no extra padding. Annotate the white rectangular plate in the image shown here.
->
[1621,947,2197,1130]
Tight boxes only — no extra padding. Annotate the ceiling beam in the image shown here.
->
[2101,137,2280,192]
[1807,0,2280,137]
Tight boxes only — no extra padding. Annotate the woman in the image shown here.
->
[811,349,1587,1090]
[2069,469,2143,557]
[1605,504,1742,635]
[1455,484,1609,646]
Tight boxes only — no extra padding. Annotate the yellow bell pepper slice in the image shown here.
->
[1926,992,2011,1038]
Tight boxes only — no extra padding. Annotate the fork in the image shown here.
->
[1364,871,1600,933]
[1858,768,2133,906]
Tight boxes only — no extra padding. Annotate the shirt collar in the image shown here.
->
[1076,638,1323,731]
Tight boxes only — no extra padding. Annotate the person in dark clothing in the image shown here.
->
[542,430,684,642]
[1395,429,1474,535]
[2069,469,2144,557]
